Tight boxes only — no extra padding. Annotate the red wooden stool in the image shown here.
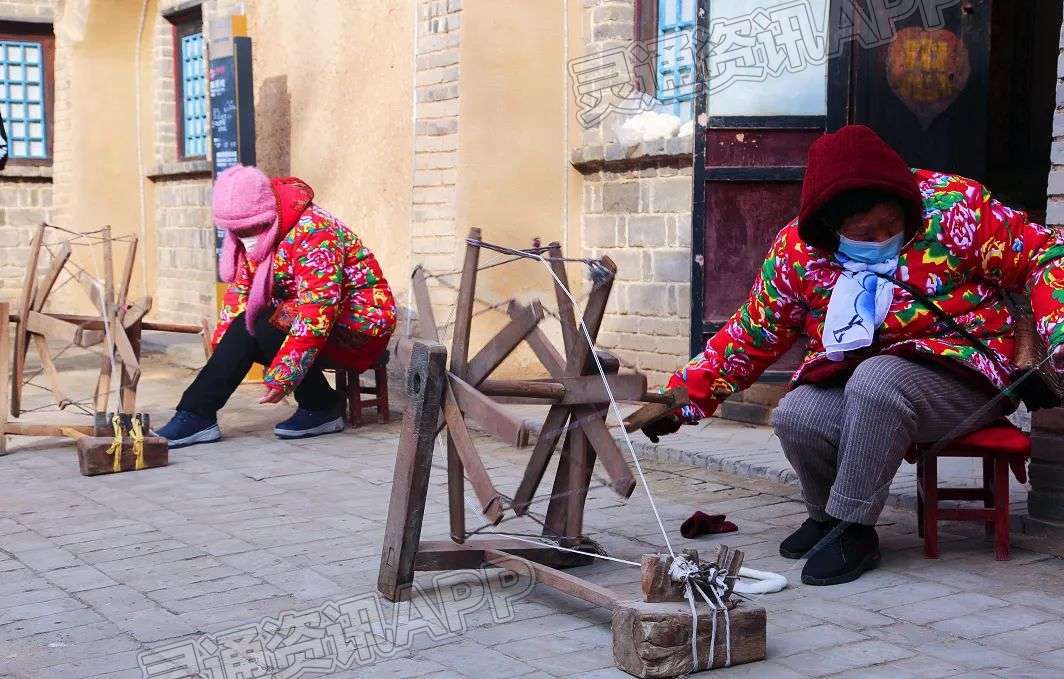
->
[906,420,1030,561]
[331,352,390,428]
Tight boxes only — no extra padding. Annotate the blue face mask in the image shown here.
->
[837,232,903,264]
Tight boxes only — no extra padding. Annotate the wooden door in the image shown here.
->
[691,0,831,378]
[831,0,992,182]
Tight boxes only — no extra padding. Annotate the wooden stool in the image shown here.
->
[907,420,1030,561]
[332,353,390,427]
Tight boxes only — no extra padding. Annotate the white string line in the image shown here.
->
[532,255,678,559]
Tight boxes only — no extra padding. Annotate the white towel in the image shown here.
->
[823,256,898,361]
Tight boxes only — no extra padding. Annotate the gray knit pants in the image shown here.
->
[773,355,1012,525]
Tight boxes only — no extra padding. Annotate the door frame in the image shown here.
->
[689,0,843,362]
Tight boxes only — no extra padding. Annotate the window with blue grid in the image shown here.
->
[656,0,696,121]
[180,31,208,158]
[0,39,47,159]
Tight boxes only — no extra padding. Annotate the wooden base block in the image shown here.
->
[76,436,168,476]
[613,600,766,677]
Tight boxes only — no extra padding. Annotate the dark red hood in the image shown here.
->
[798,125,923,248]
[271,176,315,237]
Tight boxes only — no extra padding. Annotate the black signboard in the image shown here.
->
[209,35,256,275]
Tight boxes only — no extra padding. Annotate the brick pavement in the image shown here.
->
[2,354,1064,678]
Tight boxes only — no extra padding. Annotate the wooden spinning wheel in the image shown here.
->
[379,228,686,600]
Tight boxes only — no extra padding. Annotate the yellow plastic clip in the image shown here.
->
[131,415,145,471]
[107,413,124,473]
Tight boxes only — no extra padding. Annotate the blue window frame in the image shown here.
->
[179,31,208,158]
[656,0,696,120]
[0,39,47,159]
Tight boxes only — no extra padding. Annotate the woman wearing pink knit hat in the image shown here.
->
[158,165,397,447]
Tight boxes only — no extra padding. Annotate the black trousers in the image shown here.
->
[177,310,337,420]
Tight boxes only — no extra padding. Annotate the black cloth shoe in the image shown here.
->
[779,518,837,559]
[801,523,881,586]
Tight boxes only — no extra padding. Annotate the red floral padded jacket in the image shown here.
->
[212,180,397,395]
[668,170,1064,421]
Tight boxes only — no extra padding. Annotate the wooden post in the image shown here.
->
[377,340,448,602]
[446,228,481,543]
[11,223,45,417]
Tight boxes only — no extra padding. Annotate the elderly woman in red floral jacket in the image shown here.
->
[647,125,1064,586]
[158,165,396,447]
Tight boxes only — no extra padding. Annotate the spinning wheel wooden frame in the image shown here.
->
[378,229,686,603]
[1,222,204,454]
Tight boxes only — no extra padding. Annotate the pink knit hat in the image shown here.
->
[213,165,282,334]
[212,165,276,234]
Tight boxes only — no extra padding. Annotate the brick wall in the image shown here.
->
[572,0,693,386]
[150,0,243,324]
[0,0,56,301]
[411,0,462,318]
[1027,10,1064,529]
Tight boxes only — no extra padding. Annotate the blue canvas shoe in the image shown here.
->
[157,410,221,449]
[274,405,345,439]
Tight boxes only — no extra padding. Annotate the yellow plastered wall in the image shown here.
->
[455,0,584,376]
[246,0,414,295]
[53,0,158,314]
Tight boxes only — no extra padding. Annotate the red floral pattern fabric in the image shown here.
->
[668,170,1064,421]
[212,203,396,395]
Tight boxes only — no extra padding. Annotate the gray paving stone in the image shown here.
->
[835,654,965,678]
[840,581,958,611]
[418,641,537,676]
[982,620,1064,656]
[880,592,1008,624]
[110,607,196,643]
[13,546,82,573]
[0,595,84,626]
[0,605,105,642]
[77,585,157,619]
[931,605,1058,639]
[801,599,897,630]
[41,565,118,593]
[776,640,913,677]
[916,637,1026,670]
[767,624,867,658]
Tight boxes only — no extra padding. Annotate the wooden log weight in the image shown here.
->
[71,413,168,476]
[640,550,699,603]
[612,600,767,677]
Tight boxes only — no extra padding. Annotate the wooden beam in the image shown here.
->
[3,422,95,437]
[483,548,620,609]
[568,256,616,375]
[31,335,71,409]
[74,270,105,314]
[465,300,544,386]
[547,241,578,364]
[410,266,440,341]
[412,538,595,570]
[478,374,647,405]
[377,340,450,603]
[26,311,105,347]
[448,373,529,448]
[447,231,481,545]
[32,243,72,312]
[12,223,45,416]
[512,405,571,514]
[442,387,505,524]
[575,407,636,498]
